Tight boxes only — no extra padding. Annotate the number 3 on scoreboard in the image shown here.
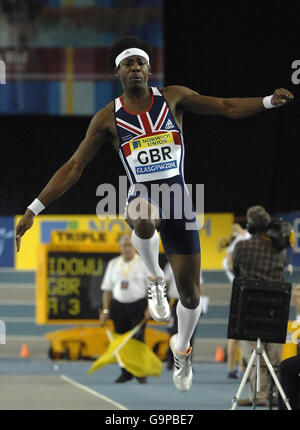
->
[68,298,80,316]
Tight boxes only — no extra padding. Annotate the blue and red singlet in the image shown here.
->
[114,87,200,255]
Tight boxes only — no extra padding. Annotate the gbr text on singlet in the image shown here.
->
[130,132,177,174]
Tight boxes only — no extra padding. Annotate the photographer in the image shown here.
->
[232,205,287,407]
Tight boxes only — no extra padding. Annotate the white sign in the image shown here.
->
[0,60,6,85]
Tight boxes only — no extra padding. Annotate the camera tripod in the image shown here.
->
[231,338,292,410]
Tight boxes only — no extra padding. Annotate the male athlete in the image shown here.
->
[15,36,294,392]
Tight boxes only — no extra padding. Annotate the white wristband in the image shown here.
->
[263,95,276,109]
[27,198,45,216]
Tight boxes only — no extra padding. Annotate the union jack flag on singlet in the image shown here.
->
[115,87,185,185]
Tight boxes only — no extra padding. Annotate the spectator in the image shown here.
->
[218,223,251,379]
[292,284,300,321]
[99,234,150,384]
[232,205,286,407]
[278,355,300,410]
[277,284,300,410]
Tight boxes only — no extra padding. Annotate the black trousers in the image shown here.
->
[278,355,300,410]
[110,298,147,342]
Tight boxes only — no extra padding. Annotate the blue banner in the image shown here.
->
[277,212,300,267]
[0,217,14,267]
[0,0,163,115]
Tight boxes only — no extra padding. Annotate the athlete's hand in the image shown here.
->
[271,88,294,106]
[15,209,34,252]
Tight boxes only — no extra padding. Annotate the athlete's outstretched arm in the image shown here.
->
[168,85,294,119]
[15,106,112,252]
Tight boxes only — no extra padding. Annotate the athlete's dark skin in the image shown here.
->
[16,53,294,310]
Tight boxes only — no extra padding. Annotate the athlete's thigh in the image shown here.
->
[125,196,161,228]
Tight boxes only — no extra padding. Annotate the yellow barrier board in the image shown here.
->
[15,213,234,270]
[15,215,131,270]
[281,320,300,361]
[198,213,234,269]
[49,229,159,252]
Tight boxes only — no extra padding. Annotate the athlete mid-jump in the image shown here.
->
[16,36,293,392]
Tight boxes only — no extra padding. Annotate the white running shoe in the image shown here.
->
[147,277,170,322]
[169,334,193,392]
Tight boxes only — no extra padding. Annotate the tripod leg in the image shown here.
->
[231,349,257,410]
[252,353,258,410]
[261,350,292,411]
[256,348,261,393]
[256,338,262,394]
[253,339,262,410]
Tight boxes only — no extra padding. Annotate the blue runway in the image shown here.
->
[0,357,257,410]
[1,269,296,412]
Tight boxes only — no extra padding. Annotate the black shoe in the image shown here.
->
[136,377,147,384]
[227,369,243,379]
[114,371,133,383]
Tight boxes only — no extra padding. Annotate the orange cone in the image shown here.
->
[215,345,225,362]
[20,343,30,358]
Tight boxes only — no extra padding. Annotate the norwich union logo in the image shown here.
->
[131,133,174,152]
[133,140,141,150]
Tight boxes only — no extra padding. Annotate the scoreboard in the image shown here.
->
[36,230,166,324]
[46,251,116,321]
[36,231,124,324]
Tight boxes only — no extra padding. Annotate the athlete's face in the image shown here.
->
[116,55,151,91]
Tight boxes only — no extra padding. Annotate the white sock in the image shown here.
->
[131,229,164,278]
[175,300,201,353]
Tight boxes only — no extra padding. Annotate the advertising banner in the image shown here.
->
[15,213,234,270]
[277,211,300,267]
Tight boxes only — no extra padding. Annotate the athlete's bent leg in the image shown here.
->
[168,253,201,351]
[167,253,201,391]
[125,198,170,322]
[126,197,164,277]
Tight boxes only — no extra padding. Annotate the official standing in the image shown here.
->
[99,234,150,383]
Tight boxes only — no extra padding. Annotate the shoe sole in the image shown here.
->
[148,307,170,322]
[148,285,170,322]
[169,335,192,392]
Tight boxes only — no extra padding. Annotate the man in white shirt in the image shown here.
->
[99,234,151,383]
[220,223,251,283]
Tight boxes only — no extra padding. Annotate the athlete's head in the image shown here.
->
[109,36,152,90]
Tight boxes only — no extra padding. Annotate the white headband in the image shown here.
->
[115,48,150,68]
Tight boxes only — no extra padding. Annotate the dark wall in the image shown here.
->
[1,1,300,216]
[0,115,124,215]
[163,1,300,215]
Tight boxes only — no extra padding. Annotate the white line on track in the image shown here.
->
[0,301,35,305]
[60,374,128,410]
[0,284,35,288]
